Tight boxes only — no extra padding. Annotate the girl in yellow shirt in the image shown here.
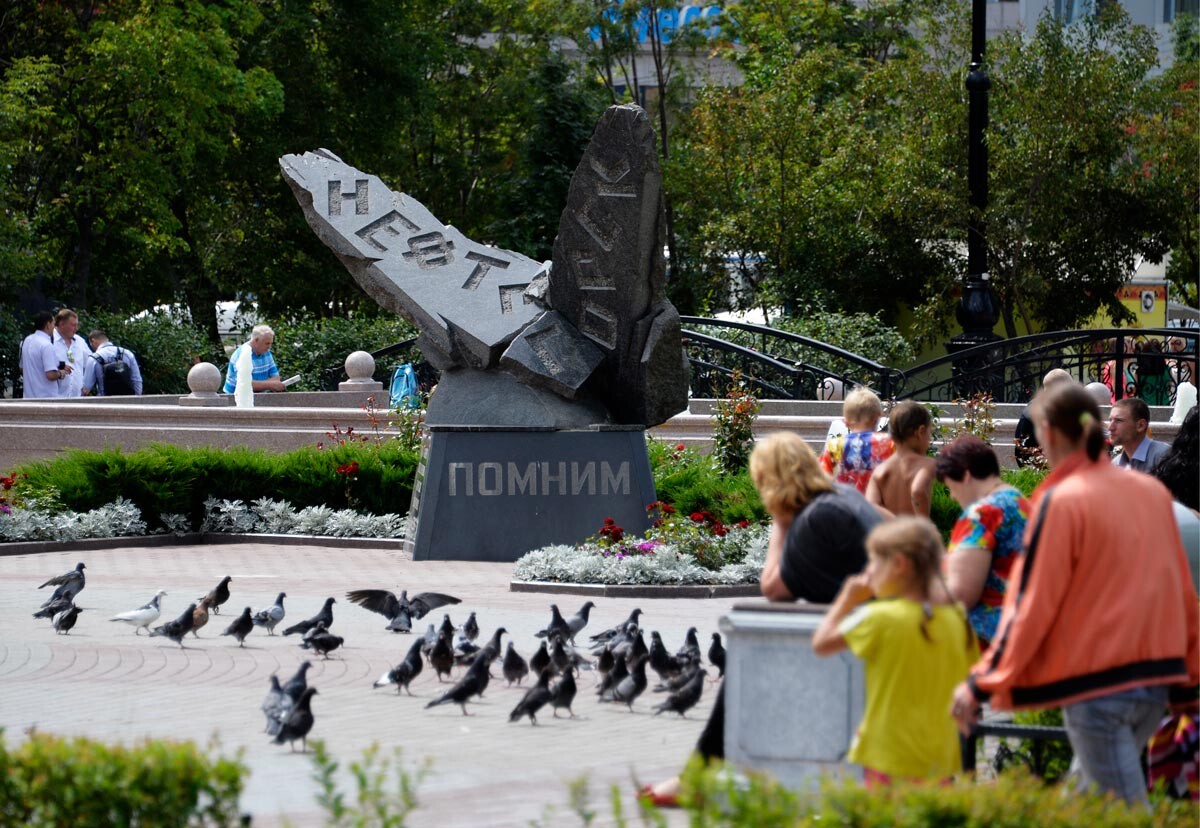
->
[813,517,979,786]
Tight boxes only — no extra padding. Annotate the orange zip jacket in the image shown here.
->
[968,450,1200,710]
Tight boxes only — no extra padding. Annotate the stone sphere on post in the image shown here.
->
[179,362,229,406]
[341,350,383,391]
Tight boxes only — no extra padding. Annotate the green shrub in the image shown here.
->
[12,441,421,530]
[631,756,1193,827]
[0,731,245,827]
[311,740,429,828]
[83,309,223,395]
[647,438,766,526]
[0,305,25,397]
[712,370,761,475]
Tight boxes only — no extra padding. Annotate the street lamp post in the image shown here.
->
[947,0,1004,397]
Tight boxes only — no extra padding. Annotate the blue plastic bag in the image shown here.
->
[390,363,420,409]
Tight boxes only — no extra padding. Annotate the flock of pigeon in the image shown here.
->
[31,562,727,753]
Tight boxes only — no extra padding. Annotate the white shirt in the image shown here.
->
[19,330,61,398]
[52,331,91,397]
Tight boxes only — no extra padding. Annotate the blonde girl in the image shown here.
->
[813,517,978,787]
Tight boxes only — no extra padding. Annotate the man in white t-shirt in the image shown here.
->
[19,311,65,398]
[52,308,91,397]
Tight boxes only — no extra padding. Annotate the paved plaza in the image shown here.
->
[0,542,728,827]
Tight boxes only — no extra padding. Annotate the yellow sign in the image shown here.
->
[1113,283,1168,328]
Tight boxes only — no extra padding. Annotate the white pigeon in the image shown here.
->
[109,590,167,635]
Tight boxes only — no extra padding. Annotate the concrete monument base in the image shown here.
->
[721,602,864,790]
[404,426,656,563]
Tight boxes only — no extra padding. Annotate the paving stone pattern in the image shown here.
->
[0,544,728,827]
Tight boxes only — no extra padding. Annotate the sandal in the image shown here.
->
[637,783,680,808]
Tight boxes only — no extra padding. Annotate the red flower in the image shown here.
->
[713,525,728,537]
[690,512,704,523]
[604,517,615,526]
[336,461,361,476]
[737,520,749,529]
[674,443,686,451]
[662,503,676,514]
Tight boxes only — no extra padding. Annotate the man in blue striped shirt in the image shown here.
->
[223,325,287,393]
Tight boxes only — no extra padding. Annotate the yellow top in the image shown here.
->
[839,598,979,779]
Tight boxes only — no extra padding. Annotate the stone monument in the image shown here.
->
[281,104,689,561]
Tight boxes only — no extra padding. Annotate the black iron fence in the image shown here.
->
[339,321,1198,406]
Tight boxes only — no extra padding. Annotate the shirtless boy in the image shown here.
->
[866,401,935,518]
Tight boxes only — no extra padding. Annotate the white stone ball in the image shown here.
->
[187,362,223,394]
[345,350,376,381]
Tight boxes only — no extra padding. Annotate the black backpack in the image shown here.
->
[94,348,136,396]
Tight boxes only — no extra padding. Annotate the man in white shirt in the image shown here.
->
[52,308,91,397]
[84,330,144,395]
[19,311,65,398]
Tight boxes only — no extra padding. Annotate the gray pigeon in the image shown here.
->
[200,575,232,615]
[563,601,596,641]
[653,668,707,718]
[462,611,479,643]
[53,604,82,635]
[274,687,317,752]
[419,623,438,655]
[602,654,648,711]
[150,603,197,647]
[252,592,287,635]
[221,607,254,647]
[535,604,571,642]
[590,608,642,645]
[300,624,344,659]
[39,561,86,607]
[282,661,313,702]
[598,653,629,698]
[262,675,287,734]
[374,638,424,695]
[345,588,460,633]
[502,642,529,686]
[508,669,554,725]
[110,590,167,635]
[529,641,552,677]
[429,631,454,682]
[282,597,335,637]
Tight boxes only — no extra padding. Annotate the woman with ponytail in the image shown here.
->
[951,382,1199,807]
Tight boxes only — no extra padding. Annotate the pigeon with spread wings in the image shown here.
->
[345,589,460,633]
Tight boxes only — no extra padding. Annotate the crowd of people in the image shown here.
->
[17,309,143,398]
[645,381,1198,810]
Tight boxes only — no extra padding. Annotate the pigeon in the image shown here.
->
[274,687,318,752]
[708,633,726,678]
[419,623,439,655]
[438,613,456,640]
[550,635,588,676]
[110,590,167,635]
[424,652,490,716]
[596,645,615,679]
[39,562,86,607]
[535,604,571,642]
[300,624,344,659]
[252,592,287,635]
[452,637,481,666]
[345,588,460,633]
[549,669,577,719]
[282,661,313,702]
[374,638,425,695]
[562,601,596,642]
[653,668,707,718]
[529,641,552,677]
[602,654,648,711]
[191,596,215,637]
[150,603,197,647]
[502,642,529,686]
[282,597,335,637]
[653,665,701,694]
[262,675,287,733]
[648,631,684,682]
[200,576,232,615]
[33,595,75,620]
[429,631,455,682]
[462,611,480,643]
[478,627,507,666]
[53,604,82,634]
[597,653,629,698]
[590,608,642,645]
[676,627,702,665]
[508,669,554,725]
[221,607,254,647]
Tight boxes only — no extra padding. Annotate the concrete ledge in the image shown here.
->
[510,579,761,599]
[0,532,410,557]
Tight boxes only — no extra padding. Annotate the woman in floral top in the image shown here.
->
[935,435,1029,645]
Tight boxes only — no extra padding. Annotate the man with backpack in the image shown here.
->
[84,330,143,396]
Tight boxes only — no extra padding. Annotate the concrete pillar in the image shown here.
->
[340,351,383,392]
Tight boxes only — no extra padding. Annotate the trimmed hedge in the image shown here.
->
[647,438,768,526]
[0,732,245,827]
[14,442,420,530]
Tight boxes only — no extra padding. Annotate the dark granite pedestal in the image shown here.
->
[404,426,656,562]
